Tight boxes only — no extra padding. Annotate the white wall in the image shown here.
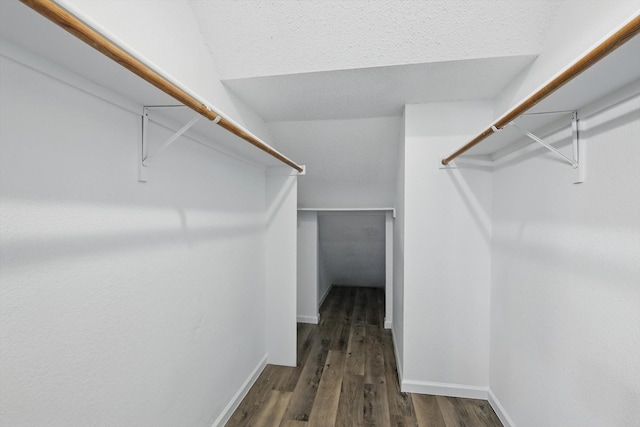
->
[269,117,401,208]
[402,102,493,397]
[392,110,406,379]
[0,0,299,425]
[189,0,559,80]
[317,240,331,308]
[297,211,319,324]
[317,212,386,288]
[298,210,393,323]
[487,3,640,425]
[0,51,269,427]
[265,170,298,367]
[63,0,274,142]
[490,89,640,427]
[385,211,394,329]
[495,1,640,116]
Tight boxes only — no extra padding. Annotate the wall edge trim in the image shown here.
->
[297,314,319,324]
[210,354,268,427]
[401,379,488,399]
[391,327,403,383]
[488,388,516,427]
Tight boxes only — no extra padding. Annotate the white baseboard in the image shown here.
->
[297,314,319,324]
[210,354,268,427]
[488,388,515,427]
[401,379,488,400]
[391,327,403,383]
[384,319,393,329]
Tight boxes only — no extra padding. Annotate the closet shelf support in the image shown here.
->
[509,112,585,184]
[142,108,201,167]
[139,105,207,182]
[508,121,578,168]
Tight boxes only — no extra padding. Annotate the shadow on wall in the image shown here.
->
[0,198,265,269]
[445,167,492,245]
[317,212,386,289]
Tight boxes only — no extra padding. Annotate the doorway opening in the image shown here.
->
[297,209,393,329]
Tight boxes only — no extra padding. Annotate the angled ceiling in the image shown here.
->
[269,117,402,208]
[1,0,570,213]
[222,56,536,122]
[188,0,561,121]
[186,0,568,213]
[188,0,560,79]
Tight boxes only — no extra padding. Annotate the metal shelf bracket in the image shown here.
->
[138,106,202,182]
[508,112,585,184]
[439,112,585,183]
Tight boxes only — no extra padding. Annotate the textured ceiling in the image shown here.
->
[188,0,560,79]
[223,55,535,121]
[190,1,565,212]
[187,0,560,122]
[269,117,402,208]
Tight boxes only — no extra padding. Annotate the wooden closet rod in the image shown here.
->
[21,0,304,173]
[442,14,640,166]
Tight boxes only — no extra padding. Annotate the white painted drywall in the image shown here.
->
[490,90,640,427]
[59,0,274,143]
[384,211,394,329]
[296,211,319,323]
[402,102,493,396]
[265,169,298,367]
[495,1,640,117]
[317,213,386,288]
[392,109,406,378]
[298,210,393,323]
[268,117,401,208]
[317,242,332,309]
[221,56,536,122]
[487,5,640,424]
[486,3,640,424]
[0,51,269,427]
[0,0,299,424]
[189,0,560,79]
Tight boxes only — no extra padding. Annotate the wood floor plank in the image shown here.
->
[280,339,329,423]
[332,288,356,351]
[248,390,293,427]
[353,288,368,323]
[363,380,391,426]
[225,365,278,427]
[365,289,381,326]
[436,395,483,427]
[412,394,446,427]
[382,330,415,420]
[307,350,346,427]
[330,316,351,351]
[461,398,503,427]
[364,323,385,384]
[335,373,364,427]
[227,286,503,427]
[376,288,385,328]
[283,325,318,391]
[390,415,419,427]
[346,320,365,376]
[296,323,315,364]
[319,291,343,342]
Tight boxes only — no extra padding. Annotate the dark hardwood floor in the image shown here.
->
[226,286,502,427]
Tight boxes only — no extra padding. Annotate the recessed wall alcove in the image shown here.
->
[297,209,394,328]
